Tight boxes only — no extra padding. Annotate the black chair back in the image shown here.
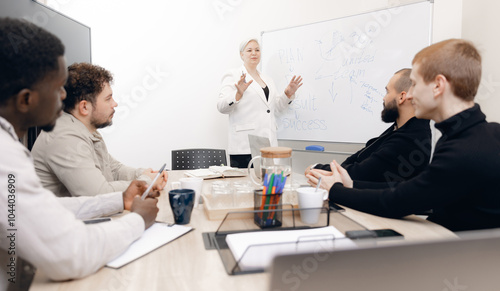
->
[171,149,227,170]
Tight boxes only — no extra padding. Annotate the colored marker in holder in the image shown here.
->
[254,172,287,228]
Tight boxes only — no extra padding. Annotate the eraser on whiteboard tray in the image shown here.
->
[305,145,325,151]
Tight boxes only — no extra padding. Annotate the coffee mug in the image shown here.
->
[172,177,203,208]
[168,189,195,225]
[297,187,327,224]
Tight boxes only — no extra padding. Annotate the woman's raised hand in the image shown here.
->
[235,73,253,101]
[284,75,303,98]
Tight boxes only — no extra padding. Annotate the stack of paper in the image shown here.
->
[225,226,356,271]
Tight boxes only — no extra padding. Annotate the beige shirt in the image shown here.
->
[0,116,144,286]
[32,112,151,197]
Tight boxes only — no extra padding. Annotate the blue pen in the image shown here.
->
[262,173,269,194]
[277,174,286,193]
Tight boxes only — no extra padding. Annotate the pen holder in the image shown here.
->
[254,190,282,229]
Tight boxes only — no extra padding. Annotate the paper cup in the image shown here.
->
[297,187,327,224]
[179,177,203,208]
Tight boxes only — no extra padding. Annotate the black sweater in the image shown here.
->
[330,104,500,231]
[316,117,431,184]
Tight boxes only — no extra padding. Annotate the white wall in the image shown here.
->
[462,0,500,123]
[48,0,462,169]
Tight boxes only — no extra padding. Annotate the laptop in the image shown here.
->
[248,134,271,173]
[248,134,271,160]
[269,229,500,291]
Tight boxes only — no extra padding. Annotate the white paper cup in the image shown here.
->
[177,177,204,208]
[297,187,327,224]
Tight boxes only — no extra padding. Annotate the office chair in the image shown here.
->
[171,149,227,170]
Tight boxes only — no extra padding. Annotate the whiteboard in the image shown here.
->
[261,1,432,143]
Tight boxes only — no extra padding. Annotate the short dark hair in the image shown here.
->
[63,63,114,112]
[0,18,65,105]
[394,68,412,93]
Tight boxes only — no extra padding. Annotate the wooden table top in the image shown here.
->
[30,171,456,291]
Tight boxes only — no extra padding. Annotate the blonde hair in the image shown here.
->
[239,38,260,53]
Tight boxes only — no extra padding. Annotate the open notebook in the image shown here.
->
[107,222,193,268]
[185,166,247,179]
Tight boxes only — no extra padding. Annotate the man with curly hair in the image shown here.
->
[31,63,167,197]
[0,18,159,288]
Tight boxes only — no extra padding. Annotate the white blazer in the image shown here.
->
[217,66,294,155]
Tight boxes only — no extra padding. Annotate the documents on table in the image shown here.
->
[225,226,356,271]
[107,222,193,268]
[185,166,247,179]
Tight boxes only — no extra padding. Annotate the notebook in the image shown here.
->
[185,166,247,179]
[106,222,192,268]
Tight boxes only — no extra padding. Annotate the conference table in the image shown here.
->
[30,171,456,291]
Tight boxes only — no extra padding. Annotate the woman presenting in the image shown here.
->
[217,38,303,168]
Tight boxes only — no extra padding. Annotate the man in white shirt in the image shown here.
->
[0,18,159,290]
[31,62,167,197]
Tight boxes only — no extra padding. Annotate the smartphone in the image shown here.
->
[345,229,403,239]
[329,204,345,212]
[83,218,112,224]
[373,229,403,238]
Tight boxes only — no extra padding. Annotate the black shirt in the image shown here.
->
[330,104,500,231]
[316,117,432,184]
[263,86,269,101]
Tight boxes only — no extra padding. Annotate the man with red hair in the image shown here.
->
[308,39,500,232]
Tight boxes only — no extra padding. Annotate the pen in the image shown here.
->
[241,71,247,83]
[141,163,166,200]
[316,177,322,192]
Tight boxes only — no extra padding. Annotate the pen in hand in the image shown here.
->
[141,163,166,200]
[241,71,247,83]
[316,177,322,192]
